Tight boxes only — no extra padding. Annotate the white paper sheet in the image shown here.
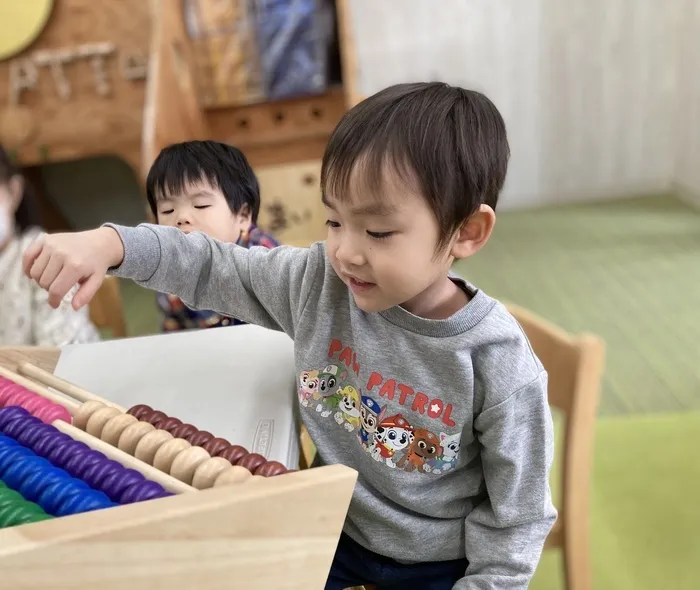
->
[53,324,300,469]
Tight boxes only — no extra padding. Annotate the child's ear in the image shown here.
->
[8,175,24,212]
[450,204,496,260]
[238,204,252,223]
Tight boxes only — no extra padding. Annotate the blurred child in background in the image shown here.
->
[146,141,279,331]
[0,146,100,346]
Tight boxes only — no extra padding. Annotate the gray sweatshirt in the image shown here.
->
[106,223,557,589]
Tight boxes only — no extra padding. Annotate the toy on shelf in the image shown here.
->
[184,0,332,108]
[0,348,356,589]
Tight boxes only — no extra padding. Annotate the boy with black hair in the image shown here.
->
[146,140,279,330]
[25,82,556,589]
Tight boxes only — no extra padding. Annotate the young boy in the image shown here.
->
[146,140,279,331]
[24,82,556,589]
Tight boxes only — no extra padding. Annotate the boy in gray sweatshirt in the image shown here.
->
[24,82,557,589]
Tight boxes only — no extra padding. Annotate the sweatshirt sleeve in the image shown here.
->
[455,371,557,589]
[105,223,322,338]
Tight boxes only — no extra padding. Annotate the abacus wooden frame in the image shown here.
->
[0,346,357,589]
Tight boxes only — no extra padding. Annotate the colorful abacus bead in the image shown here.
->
[0,376,72,424]
[0,480,52,528]
[0,434,115,517]
[0,407,173,505]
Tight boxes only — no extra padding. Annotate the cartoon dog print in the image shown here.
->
[426,432,461,474]
[334,386,361,431]
[357,396,385,451]
[297,369,320,406]
[314,365,347,417]
[396,428,442,473]
[370,414,414,468]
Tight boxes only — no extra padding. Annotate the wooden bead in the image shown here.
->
[152,438,191,473]
[85,406,122,438]
[191,457,231,489]
[169,446,211,485]
[134,429,173,464]
[117,421,155,455]
[213,465,252,487]
[73,400,107,431]
[237,453,266,473]
[202,437,231,457]
[101,413,138,446]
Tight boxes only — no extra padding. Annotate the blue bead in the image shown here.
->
[57,489,114,516]
[1,455,49,489]
[18,465,70,502]
[38,478,89,515]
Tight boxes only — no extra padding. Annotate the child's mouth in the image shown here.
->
[348,277,375,293]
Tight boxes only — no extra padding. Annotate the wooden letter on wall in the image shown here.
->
[9,59,38,105]
[33,49,75,100]
[77,42,116,97]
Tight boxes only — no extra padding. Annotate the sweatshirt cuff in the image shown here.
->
[103,223,161,282]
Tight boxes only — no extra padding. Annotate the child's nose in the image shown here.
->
[336,237,365,267]
[175,211,192,226]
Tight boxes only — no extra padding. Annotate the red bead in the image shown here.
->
[145,410,169,427]
[255,461,287,477]
[157,417,183,433]
[187,430,215,447]
[202,437,231,456]
[237,453,267,473]
[218,445,248,464]
[171,423,198,440]
[127,404,153,420]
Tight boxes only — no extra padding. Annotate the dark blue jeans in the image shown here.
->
[325,533,468,590]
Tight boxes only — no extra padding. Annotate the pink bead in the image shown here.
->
[35,403,71,425]
[0,383,24,406]
[5,390,33,407]
[22,393,51,414]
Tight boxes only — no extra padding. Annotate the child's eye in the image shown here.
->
[367,231,394,240]
[160,209,174,215]
[325,220,341,228]
[194,205,211,209]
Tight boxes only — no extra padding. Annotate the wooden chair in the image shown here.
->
[302,304,605,590]
[89,276,127,338]
[506,303,604,590]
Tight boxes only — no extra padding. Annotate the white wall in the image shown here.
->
[348,0,692,210]
[674,0,700,201]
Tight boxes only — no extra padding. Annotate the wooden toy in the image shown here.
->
[0,347,356,589]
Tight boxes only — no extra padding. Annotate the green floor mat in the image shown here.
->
[533,410,700,589]
[453,195,700,416]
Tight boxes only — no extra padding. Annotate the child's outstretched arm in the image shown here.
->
[23,224,320,337]
[457,371,557,589]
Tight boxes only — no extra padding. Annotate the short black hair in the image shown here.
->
[146,140,260,223]
[0,145,42,232]
[321,82,510,249]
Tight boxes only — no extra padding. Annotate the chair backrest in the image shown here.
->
[89,276,127,338]
[506,303,604,543]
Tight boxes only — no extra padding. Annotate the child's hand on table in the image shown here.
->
[23,227,124,310]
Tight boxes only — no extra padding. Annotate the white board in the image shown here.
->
[53,324,300,469]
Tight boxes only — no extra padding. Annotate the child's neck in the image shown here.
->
[401,275,470,320]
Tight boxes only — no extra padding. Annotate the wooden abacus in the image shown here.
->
[0,346,357,589]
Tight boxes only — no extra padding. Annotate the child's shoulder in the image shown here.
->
[467,291,545,405]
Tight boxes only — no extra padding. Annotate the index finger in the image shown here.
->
[22,234,45,278]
